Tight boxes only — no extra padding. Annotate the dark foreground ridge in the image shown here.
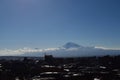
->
[0,55,120,80]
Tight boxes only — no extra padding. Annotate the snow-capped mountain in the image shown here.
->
[62,42,83,49]
[0,42,120,57]
[21,42,120,57]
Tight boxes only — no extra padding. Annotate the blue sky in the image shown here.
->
[0,0,120,49]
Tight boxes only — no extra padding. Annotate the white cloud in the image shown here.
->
[0,47,60,56]
[95,46,120,50]
[0,45,120,57]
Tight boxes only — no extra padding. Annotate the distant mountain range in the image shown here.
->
[21,42,120,57]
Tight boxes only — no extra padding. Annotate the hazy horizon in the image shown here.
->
[0,42,120,57]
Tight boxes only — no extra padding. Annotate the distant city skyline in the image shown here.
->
[0,0,120,49]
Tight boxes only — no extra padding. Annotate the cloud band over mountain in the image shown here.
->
[0,42,120,57]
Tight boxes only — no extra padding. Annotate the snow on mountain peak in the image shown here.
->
[63,42,83,49]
